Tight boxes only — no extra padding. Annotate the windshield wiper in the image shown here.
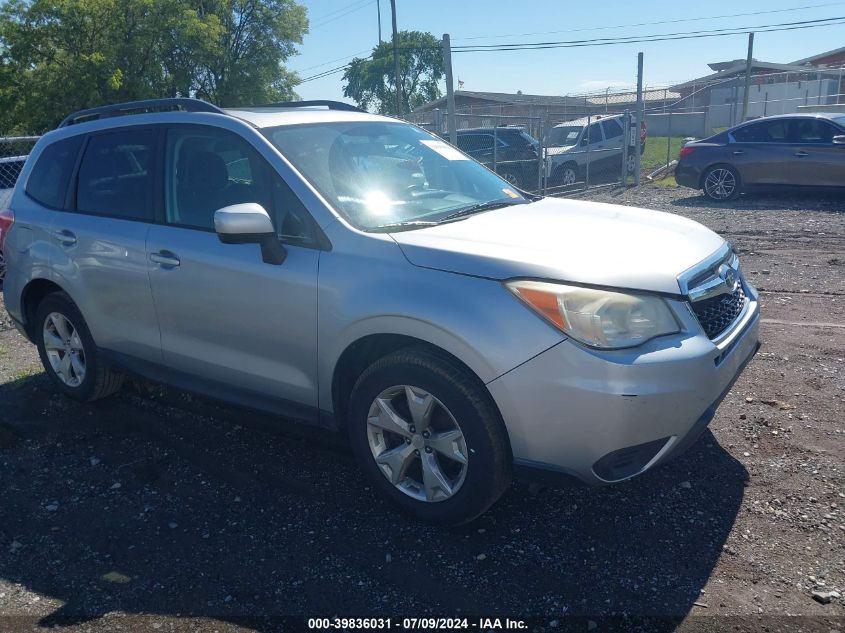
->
[438,200,524,223]
[369,220,439,233]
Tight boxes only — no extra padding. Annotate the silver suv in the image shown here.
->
[2,99,759,524]
[546,114,646,186]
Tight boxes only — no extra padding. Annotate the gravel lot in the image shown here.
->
[0,183,843,632]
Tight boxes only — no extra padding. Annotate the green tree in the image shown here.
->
[342,30,443,115]
[0,0,307,132]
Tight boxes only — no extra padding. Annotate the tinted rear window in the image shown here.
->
[25,135,83,209]
[76,129,155,221]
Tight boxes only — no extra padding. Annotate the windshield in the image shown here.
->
[834,116,845,129]
[547,126,582,147]
[262,121,527,231]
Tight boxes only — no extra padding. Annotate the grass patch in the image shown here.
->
[642,136,687,174]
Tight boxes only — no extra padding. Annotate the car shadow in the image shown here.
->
[669,188,845,212]
[0,374,747,630]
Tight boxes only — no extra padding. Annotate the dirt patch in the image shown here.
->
[0,184,843,631]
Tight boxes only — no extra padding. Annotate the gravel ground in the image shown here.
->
[0,183,843,633]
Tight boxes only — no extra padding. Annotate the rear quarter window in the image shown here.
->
[25,135,84,209]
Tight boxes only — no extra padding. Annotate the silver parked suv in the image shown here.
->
[2,99,760,524]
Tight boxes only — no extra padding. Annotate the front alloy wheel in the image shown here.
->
[367,385,468,502]
[348,348,512,524]
[560,166,578,187]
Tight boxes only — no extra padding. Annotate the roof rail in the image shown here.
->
[58,98,225,128]
[254,100,363,113]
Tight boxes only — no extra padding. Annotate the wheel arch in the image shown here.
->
[20,278,69,340]
[330,332,509,452]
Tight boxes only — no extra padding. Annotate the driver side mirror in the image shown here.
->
[833,135,845,145]
[214,203,286,265]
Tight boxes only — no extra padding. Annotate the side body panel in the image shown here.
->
[315,221,565,415]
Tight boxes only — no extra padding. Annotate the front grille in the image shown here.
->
[691,286,746,339]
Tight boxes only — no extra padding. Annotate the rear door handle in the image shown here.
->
[52,229,77,246]
[794,151,809,157]
[732,150,746,156]
[149,250,181,268]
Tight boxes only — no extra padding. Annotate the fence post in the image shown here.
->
[585,114,591,189]
[621,110,630,187]
[635,52,644,187]
[442,33,457,145]
[666,112,672,171]
[538,116,545,194]
[493,126,498,174]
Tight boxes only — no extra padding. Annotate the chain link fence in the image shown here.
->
[0,136,38,208]
[406,64,845,193]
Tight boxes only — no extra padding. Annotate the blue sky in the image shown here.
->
[290,0,845,103]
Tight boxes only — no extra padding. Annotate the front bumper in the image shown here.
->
[488,291,760,485]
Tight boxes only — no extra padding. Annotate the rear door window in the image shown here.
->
[601,118,624,140]
[25,135,84,209]
[76,129,156,221]
[585,123,603,145]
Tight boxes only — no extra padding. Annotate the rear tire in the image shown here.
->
[702,164,741,201]
[555,163,579,188]
[498,168,523,189]
[347,347,511,524]
[35,291,124,402]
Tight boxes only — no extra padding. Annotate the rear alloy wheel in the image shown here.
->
[348,348,511,524]
[35,291,124,401]
[626,153,636,174]
[702,165,740,201]
[499,169,522,189]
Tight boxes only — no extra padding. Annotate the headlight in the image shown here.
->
[506,280,680,349]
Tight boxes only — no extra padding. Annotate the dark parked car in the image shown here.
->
[451,126,539,189]
[676,113,845,201]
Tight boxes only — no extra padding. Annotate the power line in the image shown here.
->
[310,0,375,30]
[296,16,845,83]
[453,2,845,41]
[451,16,845,51]
[309,0,372,24]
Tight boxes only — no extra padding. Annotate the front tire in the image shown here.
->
[35,292,124,402]
[702,164,741,201]
[347,348,511,524]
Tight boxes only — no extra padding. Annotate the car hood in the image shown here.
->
[545,145,577,157]
[389,197,725,295]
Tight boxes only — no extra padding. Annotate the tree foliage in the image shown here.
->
[0,0,308,132]
[342,30,443,115]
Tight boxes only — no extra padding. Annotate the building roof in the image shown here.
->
[412,90,584,112]
[669,61,816,90]
[791,46,845,66]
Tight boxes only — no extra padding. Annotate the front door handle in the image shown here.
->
[794,151,809,157]
[149,250,181,268]
[732,150,746,156]
[52,229,77,246]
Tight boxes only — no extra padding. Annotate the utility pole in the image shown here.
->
[390,0,402,117]
[741,32,755,122]
[376,0,382,43]
[442,33,457,144]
